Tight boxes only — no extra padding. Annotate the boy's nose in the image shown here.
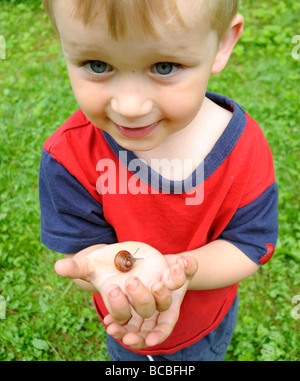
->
[111,97,153,119]
[110,82,153,118]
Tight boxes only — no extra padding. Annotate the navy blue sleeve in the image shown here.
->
[39,148,117,254]
[219,182,279,265]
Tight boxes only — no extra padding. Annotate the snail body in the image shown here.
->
[114,250,135,272]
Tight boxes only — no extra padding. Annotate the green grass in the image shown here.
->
[0,0,299,361]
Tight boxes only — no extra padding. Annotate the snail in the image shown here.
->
[114,248,142,272]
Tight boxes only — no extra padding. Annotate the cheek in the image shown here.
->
[72,84,99,110]
[67,69,107,117]
[76,88,109,124]
[162,81,206,122]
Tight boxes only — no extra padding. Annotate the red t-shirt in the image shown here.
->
[40,92,278,355]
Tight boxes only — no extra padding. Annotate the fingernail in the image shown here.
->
[127,277,139,291]
[175,266,183,276]
[154,285,164,296]
[109,287,120,298]
[182,258,188,269]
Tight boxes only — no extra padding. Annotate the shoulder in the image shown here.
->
[42,109,110,169]
[235,111,274,170]
[206,93,276,205]
[43,109,91,152]
[42,109,108,161]
[207,92,273,160]
[40,110,107,204]
[230,112,275,207]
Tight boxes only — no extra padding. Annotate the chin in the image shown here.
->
[114,132,165,152]
[119,140,159,152]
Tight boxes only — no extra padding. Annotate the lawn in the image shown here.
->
[0,0,299,361]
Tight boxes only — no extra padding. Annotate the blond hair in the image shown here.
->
[42,0,239,41]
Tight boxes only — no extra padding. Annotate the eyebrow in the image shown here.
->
[150,44,204,64]
[63,40,204,66]
[62,39,101,55]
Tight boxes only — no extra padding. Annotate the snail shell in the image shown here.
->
[114,250,135,272]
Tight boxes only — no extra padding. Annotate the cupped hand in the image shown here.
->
[54,242,193,324]
[103,255,198,349]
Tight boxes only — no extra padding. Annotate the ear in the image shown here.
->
[211,14,244,74]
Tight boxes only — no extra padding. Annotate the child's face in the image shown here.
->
[53,1,220,152]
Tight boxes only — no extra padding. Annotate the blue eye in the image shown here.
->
[154,62,177,75]
[87,61,112,74]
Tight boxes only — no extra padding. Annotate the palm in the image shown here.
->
[85,242,169,294]
[104,285,186,349]
[55,241,198,339]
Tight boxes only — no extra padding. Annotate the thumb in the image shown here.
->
[176,256,198,280]
[162,256,198,290]
[54,258,92,280]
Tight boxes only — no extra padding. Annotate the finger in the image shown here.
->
[145,329,166,347]
[145,316,178,347]
[151,281,172,312]
[125,277,156,319]
[122,332,147,349]
[123,313,160,349]
[122,315,152,349]
[106,322,128,340]
[145,300,181,347]
[103,314,116,326]
[125,320,170,348]
[162,256,199,290]
[107,313,144,343]
[106,285,132,324]
[177,256,198,279]
[54,258,91,280]
[162,263,186,290]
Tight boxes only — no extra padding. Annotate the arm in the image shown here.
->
[175,239,260,291]
[57,240,258,294]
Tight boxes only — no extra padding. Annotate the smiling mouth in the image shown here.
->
[113,121,161,138]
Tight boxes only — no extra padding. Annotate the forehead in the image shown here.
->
[53,0,218,65]
[53,0,209,40]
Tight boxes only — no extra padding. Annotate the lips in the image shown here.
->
[113,121,161,139]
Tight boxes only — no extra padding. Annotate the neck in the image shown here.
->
[134,96,233,181]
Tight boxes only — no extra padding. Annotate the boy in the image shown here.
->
[39,0,278,361]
